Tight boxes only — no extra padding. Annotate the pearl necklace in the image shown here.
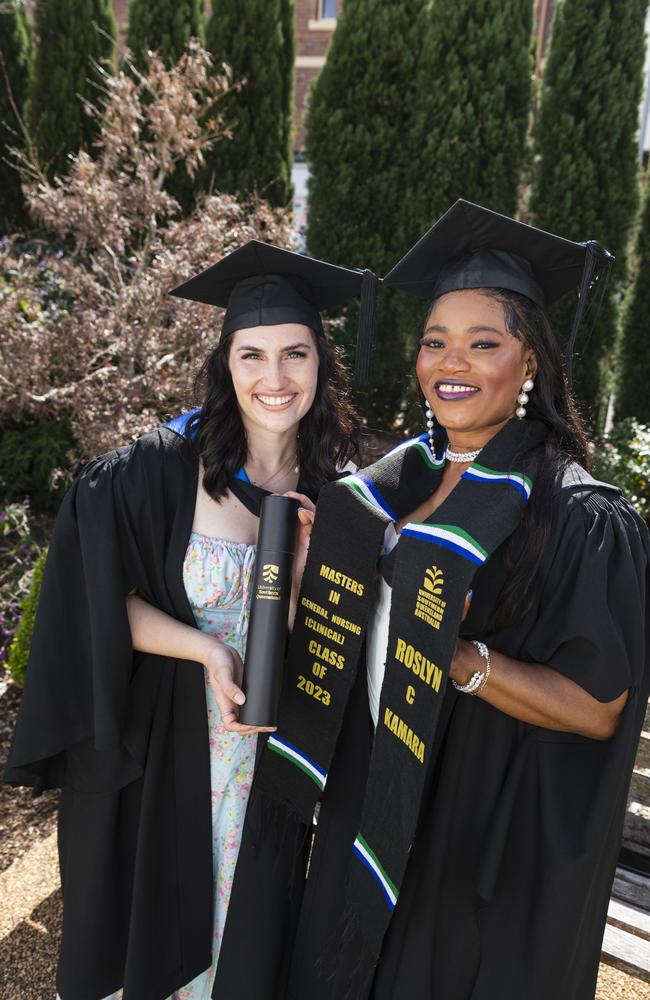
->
[445,445,481,463]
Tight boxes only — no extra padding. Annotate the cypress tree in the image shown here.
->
[27,0,117,179]
[306,0,534,428]
[529,0,647,427]
[127,0,204,71]
[0,1,32,231]
[410,0,534,230]
[203,0,294,207]
[617,180,650,423]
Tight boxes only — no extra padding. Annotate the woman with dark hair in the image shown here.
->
[212,203,650,1000]
[4,241,372,1000]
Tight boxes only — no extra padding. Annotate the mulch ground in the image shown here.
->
[1,677,649,999]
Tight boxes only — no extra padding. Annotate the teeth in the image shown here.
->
[438,384,478,394]
[257,394,295,406]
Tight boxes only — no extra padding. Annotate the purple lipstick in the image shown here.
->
[434,380,480,401]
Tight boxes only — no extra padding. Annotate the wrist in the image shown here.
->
[451,640,491,696]
[451,639,478,685]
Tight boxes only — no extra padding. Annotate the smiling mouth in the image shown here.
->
[434,381,480,401]
[255,393,298,408]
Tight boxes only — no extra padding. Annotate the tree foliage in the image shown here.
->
[529,0,647,427]
[617,180,650,423]
[305,0,430,428]
[27,0,117,178]
[306,0,534,429]
[203,0,295,207]
[127,0,205,70]
[7,546,47,687]
[0,1,32,231]
[1,44,292,461]
[410,0,533,230]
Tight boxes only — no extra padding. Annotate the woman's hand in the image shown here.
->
[204,638,276,735]
[283,492,316,616]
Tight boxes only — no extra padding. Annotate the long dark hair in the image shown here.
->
[423,287,591,626]
[187,332,361,500]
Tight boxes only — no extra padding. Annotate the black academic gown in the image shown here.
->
[216,465,650,1000]
[5,428,214,1000]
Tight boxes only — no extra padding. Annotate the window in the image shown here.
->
[318,0,338,19]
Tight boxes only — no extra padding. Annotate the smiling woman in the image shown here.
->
[211,203,650,1000]
[4,241,376,1000]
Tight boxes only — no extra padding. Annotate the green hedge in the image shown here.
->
[7,547,47,687]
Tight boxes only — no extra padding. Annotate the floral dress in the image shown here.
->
[94,531,258,1000]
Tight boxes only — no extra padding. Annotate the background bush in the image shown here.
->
[0,417,78,515]
[1,42,293,464]
[6,545,47,686]
[593,418,650,521]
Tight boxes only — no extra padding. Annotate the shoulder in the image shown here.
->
[76,426,198,496]
[548,460,649,554]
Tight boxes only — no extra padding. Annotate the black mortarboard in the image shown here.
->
[170,240,379,384]
[383,199,613,383]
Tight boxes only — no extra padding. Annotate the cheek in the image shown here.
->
[415,349,432,390]
[299,358,320,408]
[228,362,254,404]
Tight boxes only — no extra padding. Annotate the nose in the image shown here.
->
[438,346,470,372]
[260,356,288,390]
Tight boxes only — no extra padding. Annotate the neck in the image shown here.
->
[445,418,509,455]
[244,425,299,479]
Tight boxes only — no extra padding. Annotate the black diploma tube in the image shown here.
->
[239,494,300,727]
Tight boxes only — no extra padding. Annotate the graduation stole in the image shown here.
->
[255,417,545,990]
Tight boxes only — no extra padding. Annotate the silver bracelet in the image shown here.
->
[452,640,491,696]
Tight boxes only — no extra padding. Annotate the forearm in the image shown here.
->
[451,640,628,740]
[126,595,215,665]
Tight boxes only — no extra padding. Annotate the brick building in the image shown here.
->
[294,0,339,151]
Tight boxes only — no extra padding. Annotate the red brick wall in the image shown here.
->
[294,0,337,150]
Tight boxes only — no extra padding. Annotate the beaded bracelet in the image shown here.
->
[451,640,491,696]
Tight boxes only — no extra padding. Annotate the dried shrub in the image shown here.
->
[0,42,293,465]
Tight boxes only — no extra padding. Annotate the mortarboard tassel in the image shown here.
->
[354,269,381,387]
[565,241,614,387]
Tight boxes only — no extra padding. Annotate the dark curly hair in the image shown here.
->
[422,287,591,626]
[186,331,361,501]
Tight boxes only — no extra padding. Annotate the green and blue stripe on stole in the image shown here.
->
[267,734,328,792]
[461,462,532,501]
[338,433,445,520]
[353,833,399,910]
[402,460,532,563]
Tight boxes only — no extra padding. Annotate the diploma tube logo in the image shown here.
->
[257,563,283,601]
[414,565,447,630]
[262,563,280,583]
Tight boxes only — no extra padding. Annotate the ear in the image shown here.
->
[523,348,538,380]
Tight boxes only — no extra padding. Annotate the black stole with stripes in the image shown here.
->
[226,418,544,997]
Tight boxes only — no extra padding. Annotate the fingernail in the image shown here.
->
[234,693,245,705]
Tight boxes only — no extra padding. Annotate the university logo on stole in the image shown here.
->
[414,565,447,630]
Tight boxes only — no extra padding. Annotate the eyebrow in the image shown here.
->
[423,324,505,336]
[235,341,314,352]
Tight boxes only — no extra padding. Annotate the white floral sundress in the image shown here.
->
[95,531,258,1000]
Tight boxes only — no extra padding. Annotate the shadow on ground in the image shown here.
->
[0,888,61,1000]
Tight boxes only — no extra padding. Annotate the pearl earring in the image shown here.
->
[516,377,535,419]
[425,403,435,449]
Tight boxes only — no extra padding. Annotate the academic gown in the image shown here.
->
[5,427,217,1000]
[215,464,650,1000]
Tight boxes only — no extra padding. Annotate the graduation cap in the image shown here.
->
[383,199,614,384]
[170,240,379,385]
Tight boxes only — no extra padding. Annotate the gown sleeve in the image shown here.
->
[522,487,649,703]
[4,441,151,790]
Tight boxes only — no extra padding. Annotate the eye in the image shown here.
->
[419,337,445,350]
[241,352,262,360]
[286,350,308,359]
[471,340,500,350]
